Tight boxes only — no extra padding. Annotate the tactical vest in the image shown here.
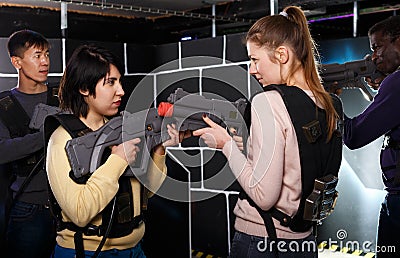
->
[239,84,343,242]
[0,85,59,177]
[382,133,400,187]
[44,114,145,257]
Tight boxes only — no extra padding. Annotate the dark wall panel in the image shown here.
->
[143,155,190,258]
[154,42,179,72]
[122,75,154,113]
[191,193,229,257]
[0,38,14,74]
[226,33,247,63]
[203,151,241,192]
[202,66,249,101]
[48,39,63,73]
[0,77,17,92]
[181,36,223,68]
[126,44,156,73]
[155,70,200,103]
[66,39,124,65]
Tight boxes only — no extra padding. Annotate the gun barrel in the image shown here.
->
[320,58,382,101]
[159,88,250,139]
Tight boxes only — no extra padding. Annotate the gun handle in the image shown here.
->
[357,81,373,101]
[232,126,248,155]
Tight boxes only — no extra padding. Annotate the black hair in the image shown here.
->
[7,29,49,58]
[368,15,400,42]
[59,44,124,117]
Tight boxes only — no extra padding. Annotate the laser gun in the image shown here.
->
[29,103,65,130]
[157,88,249,143]
[65,108,166,178]
[320,55,383,101]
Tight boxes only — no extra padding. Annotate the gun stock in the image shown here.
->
[65,108,164,178]
[30,103,65,130]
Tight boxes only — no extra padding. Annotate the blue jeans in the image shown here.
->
[53,242,146,258]
[6,201,56,258]
[229,231,317,258]
[376,193,400,258]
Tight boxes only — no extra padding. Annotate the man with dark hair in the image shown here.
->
[0,29,56,258]
[343,15,400,258]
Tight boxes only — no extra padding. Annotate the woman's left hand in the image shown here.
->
[162,124,180,148]
[192,115,232,149]
[152,124,179,155]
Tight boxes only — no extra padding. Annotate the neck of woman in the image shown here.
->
[80,113,105,131]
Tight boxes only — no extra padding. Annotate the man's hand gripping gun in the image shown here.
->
[157,88,249,148]
[65,108,165,178]
[321,55,383,101]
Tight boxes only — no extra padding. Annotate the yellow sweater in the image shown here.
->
[46,125,167,251]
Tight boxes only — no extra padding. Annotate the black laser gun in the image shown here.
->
[29,103,65,130]
[65,108,165,178]
[320,55,383,101]
[58,89,250,179]
[158,88,249,144]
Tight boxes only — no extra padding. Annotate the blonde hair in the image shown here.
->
[246,6,338,139]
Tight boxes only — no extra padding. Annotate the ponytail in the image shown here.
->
[247,6,338,139]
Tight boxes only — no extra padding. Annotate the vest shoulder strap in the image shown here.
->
[0,85,61,138]
[44,113,90,146]
[0,90,31,138]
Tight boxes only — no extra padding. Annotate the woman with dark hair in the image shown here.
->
[46,45,179,258]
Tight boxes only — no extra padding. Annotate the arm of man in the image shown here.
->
[0,120,44,164]
[343,71,400,149]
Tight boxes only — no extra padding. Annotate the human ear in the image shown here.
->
[79,89,90,96]
[275,46,289,64]
[11,56,21,69]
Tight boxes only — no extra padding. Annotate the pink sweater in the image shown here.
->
[222,89,315,239]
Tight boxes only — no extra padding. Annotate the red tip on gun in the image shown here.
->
[158,102,174,117]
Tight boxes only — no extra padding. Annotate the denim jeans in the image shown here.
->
[6,201,56,258]
[53,242,146,258]
[376,193,400,258]
[229,231,317,258]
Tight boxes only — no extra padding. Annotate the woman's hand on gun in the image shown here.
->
[162,124,181,148]
[153,124,185,155]
[192,115,232,149]
[230,128,244,151]
[112,138,141,165]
